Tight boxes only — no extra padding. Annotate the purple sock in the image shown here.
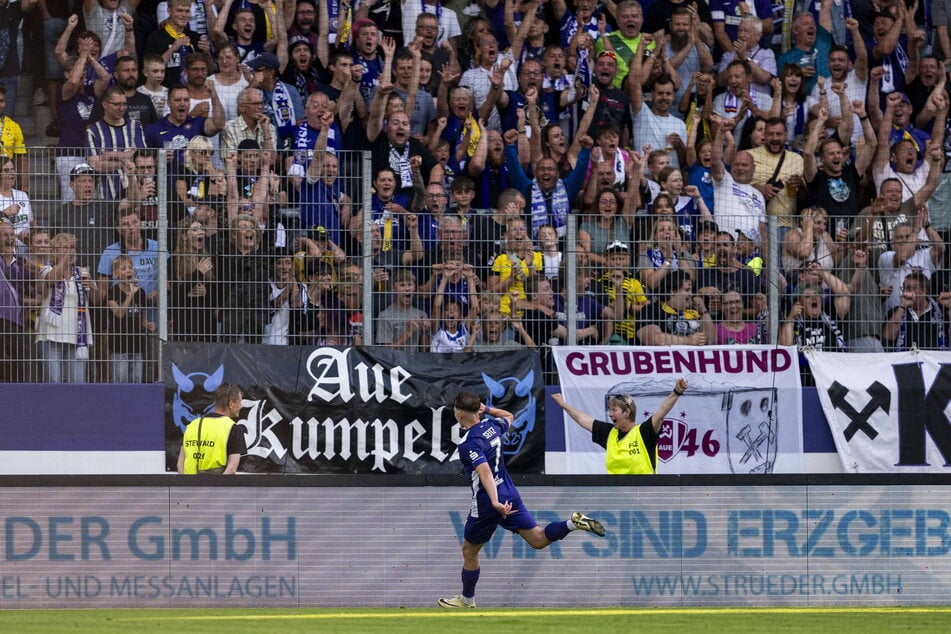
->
[461,567,480,598]
[544,521,571,542]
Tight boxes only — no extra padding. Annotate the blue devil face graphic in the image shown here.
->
[482,370,536,455]
[171,363,225,432]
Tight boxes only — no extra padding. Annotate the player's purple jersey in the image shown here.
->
[458,416,521,518]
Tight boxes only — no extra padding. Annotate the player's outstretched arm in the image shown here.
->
[651,378,688,434]
[550,393,596,432]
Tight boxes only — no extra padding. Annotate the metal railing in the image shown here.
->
[0,145,943,384]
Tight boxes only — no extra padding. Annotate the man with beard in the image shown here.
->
[182,52,219,122]
[587,51,632,145]
[92,55,157,126]
[645,0,713,41]
[502,128,592,240]
[748,117,804,235]
[873,93,947,201]
[371,110,438,196]
[287,0,319,54]
[631,73,688,168]
[468,128,512,209]
[804,107,877,226]
[709,117,767,253]
[595,0,654,90]
[662,8,714,114]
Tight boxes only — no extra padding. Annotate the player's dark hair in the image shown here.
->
[453,391,481,413]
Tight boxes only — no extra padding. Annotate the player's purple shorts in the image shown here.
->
[463,499,538,544]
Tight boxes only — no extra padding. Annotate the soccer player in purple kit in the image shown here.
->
[438,390,605,609]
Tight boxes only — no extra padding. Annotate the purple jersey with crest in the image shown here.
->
[458,415,522,518]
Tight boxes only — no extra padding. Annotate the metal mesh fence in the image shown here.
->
[0,145,948,384]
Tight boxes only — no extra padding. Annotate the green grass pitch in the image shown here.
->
[2,607,950,633]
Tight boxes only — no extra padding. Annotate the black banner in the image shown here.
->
[164,344,546,474]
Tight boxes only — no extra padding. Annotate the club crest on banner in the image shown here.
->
[483,370,536,455]
[170,363,225,432]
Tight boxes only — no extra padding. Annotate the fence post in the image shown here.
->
[566,213,578,346]
[361,151,374,346]
[156,148,168,377]
[767,215,780,345]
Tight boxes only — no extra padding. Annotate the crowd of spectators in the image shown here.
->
[1,0,951,384]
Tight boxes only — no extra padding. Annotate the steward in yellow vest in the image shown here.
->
[177,383,248,475]
[551,378,689,474]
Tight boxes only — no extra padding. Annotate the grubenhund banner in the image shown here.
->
[164,344,545,474]
[553,346,804,474]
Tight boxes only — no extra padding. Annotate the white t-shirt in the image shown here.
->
[632,107,687,169]
[879,248,936,311]
[460,57,518,132]
[0,189,32,238]
[873,161,931,203]
[713,170,766,241]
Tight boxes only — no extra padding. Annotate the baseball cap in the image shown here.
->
[247,53,279,71]
[70,163,95,178]
[288,35,313,53]
[604,240,629,253]
[736,227,761,243]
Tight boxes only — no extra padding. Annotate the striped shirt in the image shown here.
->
[86,117,147,201]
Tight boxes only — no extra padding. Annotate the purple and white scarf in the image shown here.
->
[47,265,90,359]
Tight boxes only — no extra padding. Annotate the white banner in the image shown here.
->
[552,346,803,474]
[808,350,951,473]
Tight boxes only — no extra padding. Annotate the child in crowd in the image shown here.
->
[137,54,170,117]
[105,254,155,383]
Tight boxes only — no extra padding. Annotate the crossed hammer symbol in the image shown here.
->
[827,381,891,441]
